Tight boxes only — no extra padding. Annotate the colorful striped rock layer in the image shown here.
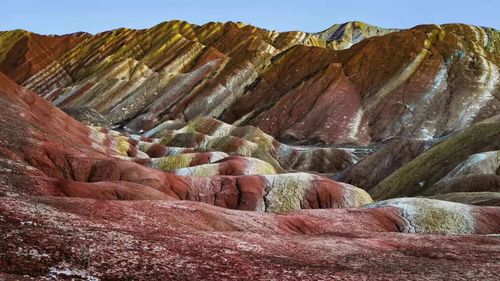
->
[0,20,499,280]
[0,21,498,146]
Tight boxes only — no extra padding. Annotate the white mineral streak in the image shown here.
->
[403,63,448,140]
[348,108,364,140]
[48,263,100,281]
[455,56,498,129]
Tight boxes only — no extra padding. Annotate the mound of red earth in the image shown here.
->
[2,196,500,280]
[1,20,500,280]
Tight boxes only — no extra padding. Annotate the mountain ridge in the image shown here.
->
[1,20,498,146]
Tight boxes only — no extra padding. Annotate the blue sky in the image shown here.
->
[2,0,499,34]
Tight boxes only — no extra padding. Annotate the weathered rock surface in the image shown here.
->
[427,192,500,206]
[0,72,369,210]
[1,22,498,146]
[61,106,111,126]
[145,116,359,173]
[1,20,500,280]
[370,116,500,200]
[337,137,433,191]
[1,196,500,280]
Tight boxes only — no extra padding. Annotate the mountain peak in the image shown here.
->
[315,21,398,48]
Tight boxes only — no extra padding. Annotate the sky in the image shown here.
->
[1,0,499,35]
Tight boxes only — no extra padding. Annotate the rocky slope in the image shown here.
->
[0,20,499,280]
[1,21,498,146]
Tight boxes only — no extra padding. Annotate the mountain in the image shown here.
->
[0,21,498,146]
[0,20,499,280]
[315,21,399,49]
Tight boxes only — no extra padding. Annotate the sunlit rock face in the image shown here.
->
[1,22,498,145]
[0,20,500,280]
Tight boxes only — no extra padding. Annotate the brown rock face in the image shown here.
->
[0,20,500,280]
